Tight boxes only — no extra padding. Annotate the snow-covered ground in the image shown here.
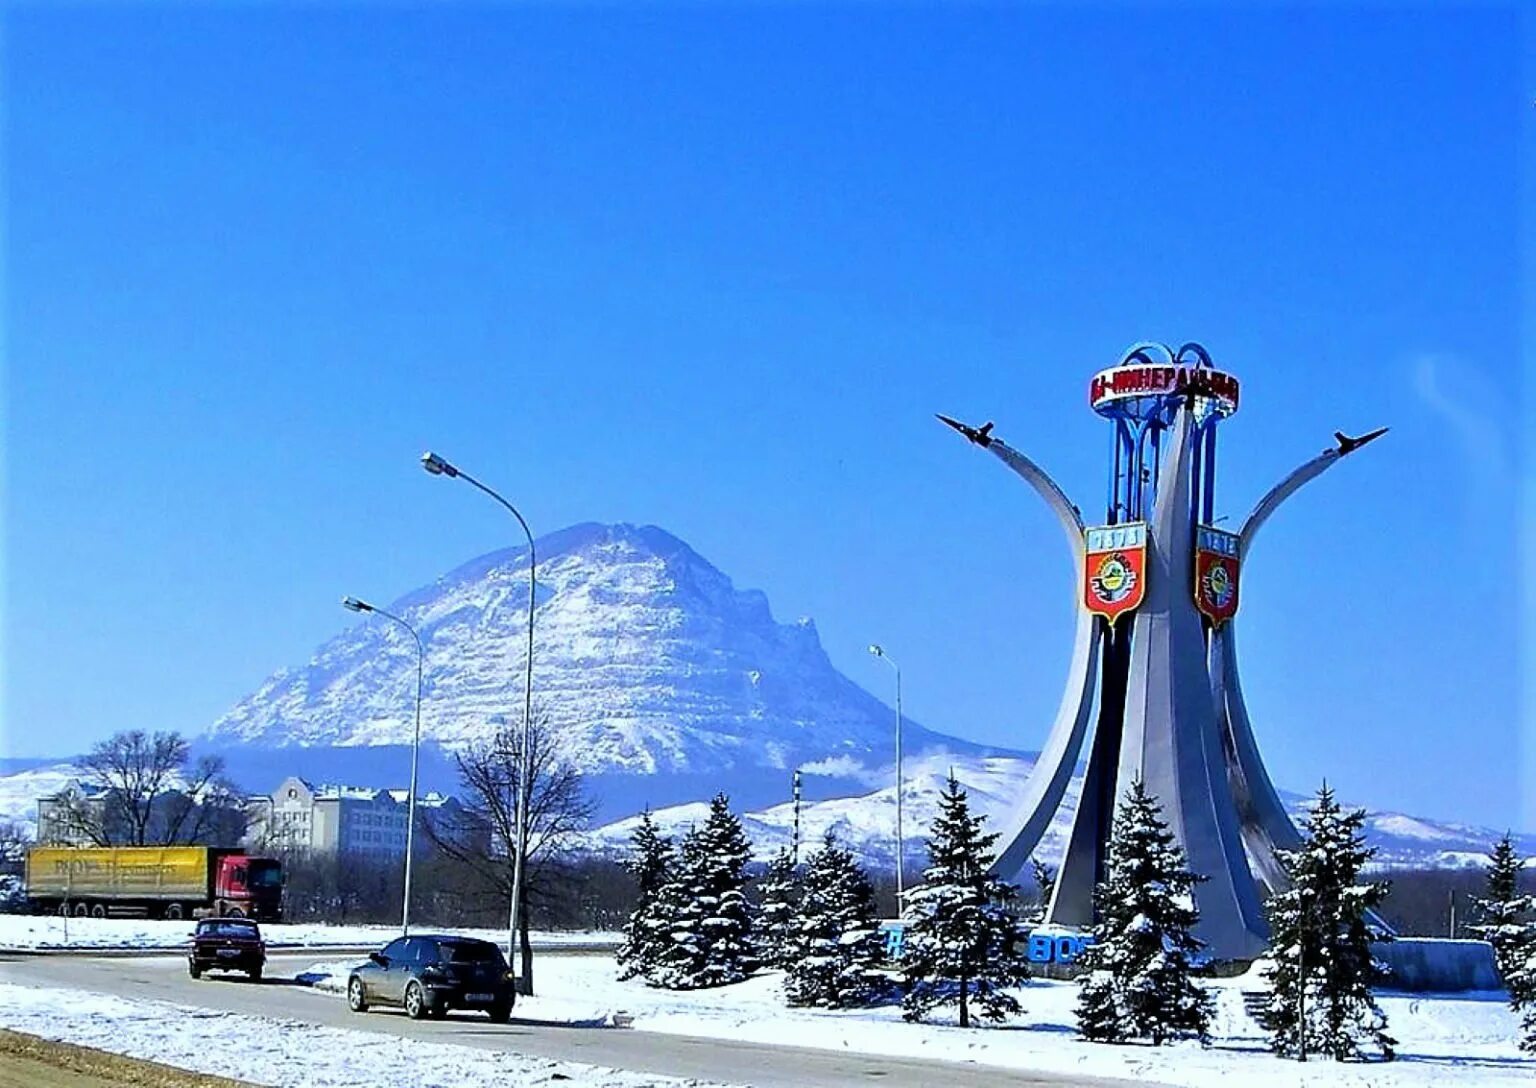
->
[0,981,730,1087]
[294,956,1532,1088]
[0,914,620,952]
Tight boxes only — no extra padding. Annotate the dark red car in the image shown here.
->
[188,917,266,981]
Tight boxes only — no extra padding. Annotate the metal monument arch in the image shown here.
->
[940,342,1386,961]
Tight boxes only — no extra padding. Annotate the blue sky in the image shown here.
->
[3,5,1529,829]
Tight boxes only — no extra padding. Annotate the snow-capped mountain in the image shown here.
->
[585,753,1536,874]
[203,523,989,811]
[6,520,1526,870]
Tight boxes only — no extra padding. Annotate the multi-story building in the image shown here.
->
[36,780,243,847]
[244,776,480,858]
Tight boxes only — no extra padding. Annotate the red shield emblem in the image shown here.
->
[1194,525,1240,625]
[1083,523,1147,627]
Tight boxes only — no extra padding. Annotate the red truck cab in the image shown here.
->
[212,854,284,921]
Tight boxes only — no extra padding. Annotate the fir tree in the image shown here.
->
[753,847,802,971]
[1470,834,1536,1052]
[616,810,673,980]
[1470,833,1534,991]
[1074,780,1213,1046]
[783,833,888,1008]
[1510,945,1536,1053]
[901,774,1030,1027]
[1258,784,1396,1062]
[645,793,756,989]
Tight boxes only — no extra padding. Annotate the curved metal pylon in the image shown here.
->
[936,415,1099,884]
[1215,426,1389,893]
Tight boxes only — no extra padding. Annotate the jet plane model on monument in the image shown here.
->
[939,341,1387,963]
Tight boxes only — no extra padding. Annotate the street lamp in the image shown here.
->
[868,644,905,911]
[421,450,537,988]
[343,596,425,938]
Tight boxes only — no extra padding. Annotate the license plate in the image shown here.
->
[465,992,494,1002]
[217,949,240,957]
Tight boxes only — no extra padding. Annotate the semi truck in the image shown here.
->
[25,846,284,921]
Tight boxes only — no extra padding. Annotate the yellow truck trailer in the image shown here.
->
[25,845,283,921]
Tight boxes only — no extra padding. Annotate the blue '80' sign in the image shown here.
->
[878,923,1092,964]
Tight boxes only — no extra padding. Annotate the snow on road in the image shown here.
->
[0,914,619,952]
[0,981,730,1088]
[295,956,1533,1088]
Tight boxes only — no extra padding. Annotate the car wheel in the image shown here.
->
[248,965,263,982]
[89,903,107,919]
[164,903,184,920]
[56,902,69,917]
[403,981,428,1020]
[347,977,368,1013]
[189,962,202,979]
[487,1002,511,1023]
[226,907,246,919]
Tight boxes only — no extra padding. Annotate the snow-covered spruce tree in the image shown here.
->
[1074,780,1213,1046]
[1511,945,1536,1053]
[1471,834,1536,1052]
[901,774,1030,1027]
[1257,784,1396,1062]
[617,809,673,980]
[645,793,755,989]
[1470,833,1534,992]
[783,833,888,1008]
[753,846,802,971]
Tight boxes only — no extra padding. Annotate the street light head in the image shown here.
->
[869,644,884,657]
[341,596,373,613]
[421,451,460,478]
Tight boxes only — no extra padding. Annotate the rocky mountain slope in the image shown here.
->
[203,523,986,809]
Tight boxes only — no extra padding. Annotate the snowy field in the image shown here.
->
[0,981,731,1088]
[0,914,620,951]
[295,955,1532,1088]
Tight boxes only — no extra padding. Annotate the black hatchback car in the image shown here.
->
[346,935,515,1021]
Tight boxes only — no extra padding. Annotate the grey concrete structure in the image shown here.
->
[942,346,1385,961]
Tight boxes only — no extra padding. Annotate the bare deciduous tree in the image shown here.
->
[58,730,244,846]
[425,710,595,994]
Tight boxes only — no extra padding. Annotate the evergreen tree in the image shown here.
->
[901,774,1030,1027]
[1470,834,1536,1053]
[645,793,756,989]
[783,833,888,1008]
[753,847,802,971]
[616,810,673,980]
[1074,780,1213,1046]
[1258,784,1396,1062]
[1470,834,1534,991]
[1510,945,1536,1053]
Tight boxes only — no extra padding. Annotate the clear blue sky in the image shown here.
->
[3,5,1529,830]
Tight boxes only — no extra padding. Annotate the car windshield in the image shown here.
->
[198,922,259,939]
[247,863,283,888]
[441,941,504,964]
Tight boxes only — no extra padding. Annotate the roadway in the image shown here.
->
[0,951,1160,1088]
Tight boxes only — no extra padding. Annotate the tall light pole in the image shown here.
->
[421,451,536,989]
[342,596,424,938]
[868,644,904,911]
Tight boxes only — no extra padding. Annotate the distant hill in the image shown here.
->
[5,521,1525,873]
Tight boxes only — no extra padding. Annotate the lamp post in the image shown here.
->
[342,596,424,938]
[868,644,904,911]
[421,451,536,987]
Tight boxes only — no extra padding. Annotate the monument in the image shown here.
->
[941,342,1386,961]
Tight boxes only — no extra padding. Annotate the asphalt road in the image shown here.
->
[0,952,1161,1088]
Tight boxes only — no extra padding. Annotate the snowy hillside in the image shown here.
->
[584,752,1536,874]
[205,523,985,780]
